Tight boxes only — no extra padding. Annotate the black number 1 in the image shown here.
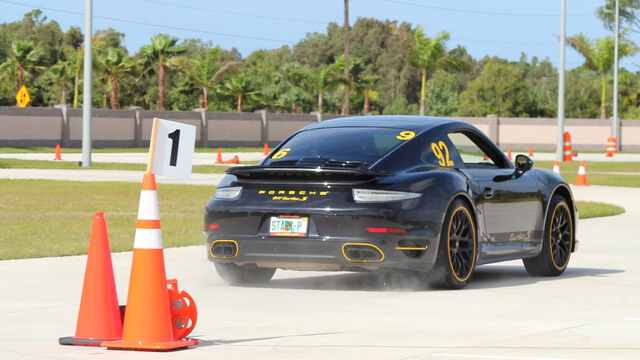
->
[168,129,180,167]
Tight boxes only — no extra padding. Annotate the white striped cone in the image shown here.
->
[574,161,589,186]
[553,161,560,174]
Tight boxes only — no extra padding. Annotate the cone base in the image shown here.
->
[59,336,118,347]
[102,337,198,351]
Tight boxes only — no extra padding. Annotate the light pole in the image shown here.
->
[613,0,620,150]
[82,0,92,167]
[557,0,566,162]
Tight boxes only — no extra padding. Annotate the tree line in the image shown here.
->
[2,6,640,119]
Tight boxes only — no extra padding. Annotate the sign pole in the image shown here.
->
[81,0,93,167]
[147,118,160,174]
[613,0,620,150]
[556,0,566,163]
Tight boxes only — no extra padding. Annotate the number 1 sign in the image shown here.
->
[148,118,196,179]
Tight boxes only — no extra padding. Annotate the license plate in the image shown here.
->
[269,216,309,237]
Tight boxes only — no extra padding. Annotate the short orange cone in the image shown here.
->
[563,132,573,162]
[529,146,533,157]
[54,144,62,161]
[102,173,198,351]
[215,148,223,164]
[552,160,560,174]
[224,155,239,164]
[606,136,616,157]
[59,212,122,346]
[507,148,512,160]
[263,143,269,156]
[573,161,589,186]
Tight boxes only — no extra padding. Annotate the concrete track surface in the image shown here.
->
[0,185,639,360]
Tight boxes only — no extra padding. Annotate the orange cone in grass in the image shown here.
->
[529,146,533,157]
[59,212,122,346]
[215,148,223,164]
[263,143,269,156]
[507,148,512,160]
[574,161,589,186]
[553,160,560,174]
[102,173,198,351]
[224,155,239,164]
[606,137,616,157]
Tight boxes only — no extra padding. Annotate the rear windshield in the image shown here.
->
[263,127,414,166]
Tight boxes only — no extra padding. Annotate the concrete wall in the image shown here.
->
[1,106,638,151]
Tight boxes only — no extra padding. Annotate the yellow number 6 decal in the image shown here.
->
[396,131,415,140]
[431,141,454,167]
[272,148,291,159]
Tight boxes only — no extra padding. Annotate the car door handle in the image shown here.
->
[484,187,494,199]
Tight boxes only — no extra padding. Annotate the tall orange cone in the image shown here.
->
[215,148,223,164]
[54,144,62,161]
[102,173,198,351]
[606,137,616,157]
[528,146,533,157]
[507,148,512,160]
[573,161,589,186]
[263,143,269,156]
[552,160,560,174]
[563,132,573,162]
[59,212,122,346]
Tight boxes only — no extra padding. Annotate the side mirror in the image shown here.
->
[515,154,534,172]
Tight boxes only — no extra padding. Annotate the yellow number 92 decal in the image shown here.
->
[271,148,291,159]
[431,141,455,167]
[396,131,415,140]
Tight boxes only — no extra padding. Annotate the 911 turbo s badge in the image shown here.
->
[258,190,328,202]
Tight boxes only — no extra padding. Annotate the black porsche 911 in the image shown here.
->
[204,116,577,289]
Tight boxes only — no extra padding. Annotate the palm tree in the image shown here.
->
[405,26,451,116]
[46,61,75,105]
[296,64,345,113]
[356,74,380,114]
[566,33,637,119]
[171,48,243,108]
[0,41,44,104]
[220,75,259,112]
[142,34,186,110]
[97,48,136,109]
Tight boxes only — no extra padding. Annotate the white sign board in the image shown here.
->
[151,119,196,179]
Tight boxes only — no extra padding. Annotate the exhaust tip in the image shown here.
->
[342,243,384,263]
[210,240,238,259]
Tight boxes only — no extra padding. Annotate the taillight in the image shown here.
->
[366,227,406,234]
[207,224,220,230]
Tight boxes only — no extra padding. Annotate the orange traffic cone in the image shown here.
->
[563,132,573,162]
[263,143,269,156]
[507,148,512,160]
[606,136,616,157]
[215,148,223,164]
[54,144,62,161]
[573,161,589,186]
[102,173,198,351]
[59,212,122,346]
[224,155,239,164]
[552,160,560,174]
[529,146,533,157]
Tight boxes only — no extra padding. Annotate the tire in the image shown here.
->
[214,263,276,285]
[523,194,574,276]
[430,199,478,289]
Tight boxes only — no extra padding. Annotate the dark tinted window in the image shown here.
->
[263,127,413,166]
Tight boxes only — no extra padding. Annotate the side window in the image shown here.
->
[447,132,498,169]
[419,135,463,168]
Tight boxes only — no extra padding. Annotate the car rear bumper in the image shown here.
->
[206,231,439,272]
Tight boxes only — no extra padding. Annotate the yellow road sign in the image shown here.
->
[16,85,30,108]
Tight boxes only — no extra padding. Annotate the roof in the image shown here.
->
[304,115,464,132]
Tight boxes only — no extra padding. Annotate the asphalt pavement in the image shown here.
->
[0,183,638,359]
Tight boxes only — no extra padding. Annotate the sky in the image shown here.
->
[0,0,636,70]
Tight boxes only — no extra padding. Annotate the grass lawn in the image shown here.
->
[0,180,626,260]
[536,161,640,187]
[0,146,263,153]
[0,180,213,260]
[0,158,259,172]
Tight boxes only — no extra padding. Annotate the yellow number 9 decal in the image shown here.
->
[431,141,454,167]
[272,148,291,159]
[396,131,416,140]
